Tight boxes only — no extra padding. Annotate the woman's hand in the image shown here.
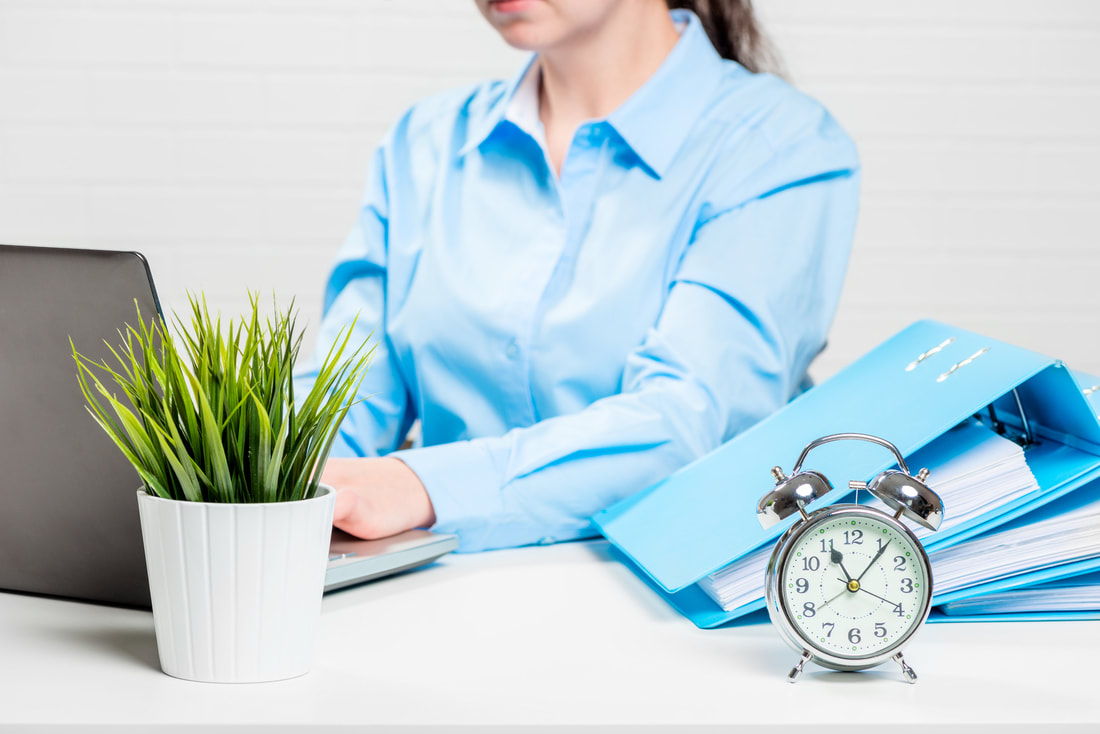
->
[320,457,436,540]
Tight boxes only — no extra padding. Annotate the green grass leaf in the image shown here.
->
[71,292,373,504]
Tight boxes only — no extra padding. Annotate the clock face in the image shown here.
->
[778,510,930,660]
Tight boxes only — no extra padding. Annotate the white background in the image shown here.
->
[1,0,1098,379]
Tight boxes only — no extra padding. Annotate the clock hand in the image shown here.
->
[854,585,901,608]
[855,539,891,582]
[830,544,855,583]
[833,576,903,611]
[821,584,849,609]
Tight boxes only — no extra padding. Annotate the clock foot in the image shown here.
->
[893,651,917,683]
[788,650,813,683]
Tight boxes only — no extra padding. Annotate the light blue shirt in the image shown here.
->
[294,10,860,552]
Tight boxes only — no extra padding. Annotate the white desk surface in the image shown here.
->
[3,539,1099,732]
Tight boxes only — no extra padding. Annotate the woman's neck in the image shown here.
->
[537,4,679,174]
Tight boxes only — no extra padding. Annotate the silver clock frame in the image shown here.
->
[764,503,934,681]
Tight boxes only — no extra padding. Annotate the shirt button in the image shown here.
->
[506,340,520,359]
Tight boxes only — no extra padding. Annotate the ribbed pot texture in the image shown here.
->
[136,485,336,683]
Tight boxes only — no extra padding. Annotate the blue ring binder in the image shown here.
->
[592,320,1100,628]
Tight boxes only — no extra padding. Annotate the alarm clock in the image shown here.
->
[756,433,944,684]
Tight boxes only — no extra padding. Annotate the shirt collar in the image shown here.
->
[504,58,544,146]
[459,55,537,158]
[460,10,729,179]
[607,10,728,178]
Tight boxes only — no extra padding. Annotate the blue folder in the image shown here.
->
[592,320,1100,628]
[929,570,1100,623]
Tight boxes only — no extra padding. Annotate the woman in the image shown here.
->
[295,0,860,551]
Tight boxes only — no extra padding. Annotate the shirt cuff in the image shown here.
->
[390,439,506,551]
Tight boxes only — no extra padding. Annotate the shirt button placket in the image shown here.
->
[507,151,567,426]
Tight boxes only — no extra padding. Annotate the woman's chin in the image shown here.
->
[495,23,560,52]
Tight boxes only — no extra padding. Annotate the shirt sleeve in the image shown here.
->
[394,134,861,552]
[292,141,415,458]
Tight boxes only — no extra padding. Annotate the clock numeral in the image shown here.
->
[796,578,809,594]
[820,538,833,553]
[877,538,888,552]
[893,603,904,618]
[848,628,861,644]
[803,602,816,617]
[802,556,820,572]
[874,622,887,638]
[822,622,835,638]
[893,556,906,571]
[843,529,863,546]
[900,578,914,593]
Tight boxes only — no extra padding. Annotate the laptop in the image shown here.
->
[0,244,457,609]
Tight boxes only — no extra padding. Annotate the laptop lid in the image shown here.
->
[0,244,160,608]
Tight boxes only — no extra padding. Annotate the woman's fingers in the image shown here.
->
[322,457,435,540]
[331,486,377,538]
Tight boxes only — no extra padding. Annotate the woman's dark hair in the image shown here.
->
[666,0,781,74]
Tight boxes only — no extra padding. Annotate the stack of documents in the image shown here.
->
[929,488,1100,597]
[919,472,1100,618]
[894,420,1041,544]
[698,420,1041,613]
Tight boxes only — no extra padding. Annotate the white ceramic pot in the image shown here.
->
[135,485,336,683]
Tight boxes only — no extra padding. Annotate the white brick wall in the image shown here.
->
[2,0,1098,379]
[759,0,1100,376]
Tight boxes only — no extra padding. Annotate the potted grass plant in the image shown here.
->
[71,293,371,683]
